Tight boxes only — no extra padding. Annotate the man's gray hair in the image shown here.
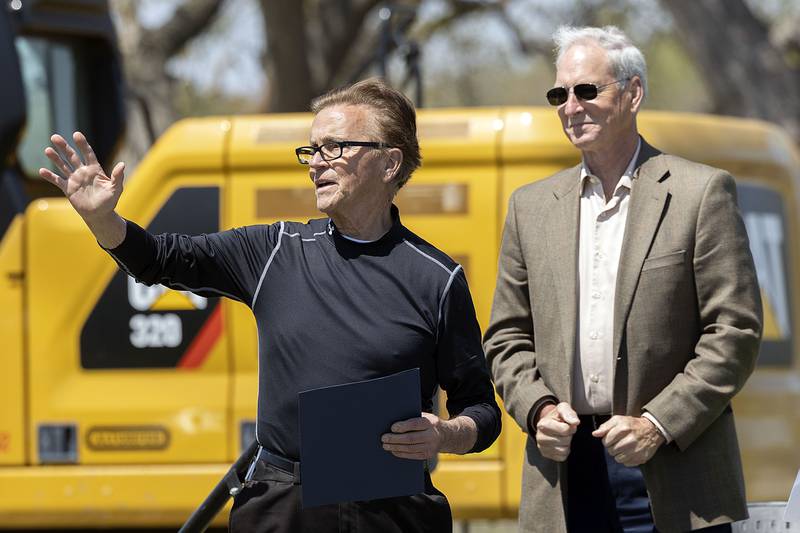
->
[553,25,648,100]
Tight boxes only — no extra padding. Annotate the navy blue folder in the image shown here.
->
[298,368,425,508]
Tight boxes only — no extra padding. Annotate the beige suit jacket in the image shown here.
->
[484,140,762,533]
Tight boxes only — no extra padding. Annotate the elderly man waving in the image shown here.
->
[41,78,501,533]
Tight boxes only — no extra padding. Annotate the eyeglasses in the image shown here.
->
[545,78,629,106]
[295,141,390,164]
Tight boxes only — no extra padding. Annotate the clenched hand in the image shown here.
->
[535,402,580,462]
[593,415,665,466]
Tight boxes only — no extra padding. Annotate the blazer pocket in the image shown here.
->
[642,249,686,272]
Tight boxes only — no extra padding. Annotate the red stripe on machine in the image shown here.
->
[177,305,223,369]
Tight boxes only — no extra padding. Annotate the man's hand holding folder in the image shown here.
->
[381,412,478,459]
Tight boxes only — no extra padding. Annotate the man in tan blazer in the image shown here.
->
[484,25,762,533]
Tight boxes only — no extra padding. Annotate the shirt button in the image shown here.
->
[589,331,599,340]
[594,252,602,259]
[592,291,601,299]
[590,374,600,383]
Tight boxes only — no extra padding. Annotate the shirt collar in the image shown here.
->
[579,138,642,194]
[326,204,404,247]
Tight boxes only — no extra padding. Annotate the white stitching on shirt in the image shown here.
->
[402,239,461,340]
[437,265,462,339]
[402,240,454,275]
[252,221,285,308]
[107,250,243,302]
[163,282,241,302]
[281,230,317,242]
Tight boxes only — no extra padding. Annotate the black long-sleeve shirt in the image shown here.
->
[107,206,501,459]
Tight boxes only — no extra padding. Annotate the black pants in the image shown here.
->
[229,462,452,533]
[566,416,732,533]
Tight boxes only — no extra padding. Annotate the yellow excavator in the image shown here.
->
[1,1,799,530]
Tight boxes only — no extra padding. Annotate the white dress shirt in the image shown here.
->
[572,140,672,441]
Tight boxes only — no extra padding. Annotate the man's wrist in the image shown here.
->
[642,412,672,444]
[527,396,558,434]
[85,211,127,249]
[439,415,478,455]
[536,404,556,425]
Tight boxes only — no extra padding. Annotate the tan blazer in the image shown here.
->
[484,139,762,533]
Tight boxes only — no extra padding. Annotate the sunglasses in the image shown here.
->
[546,78,629,106]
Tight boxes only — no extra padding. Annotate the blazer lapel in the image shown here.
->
[612,140,670,408]
[548,166,582,403]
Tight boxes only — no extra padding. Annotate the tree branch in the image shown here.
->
[321,0,383,87]
[260,0,315,111]
[771,11,800,67]
[140,0,225,60]
[660,0,800,140]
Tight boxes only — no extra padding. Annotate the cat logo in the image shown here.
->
[128,277,208,312]
[80,187,222,369]
[739,182,793,366]
[744,211,789,341]
[126,277,208,349]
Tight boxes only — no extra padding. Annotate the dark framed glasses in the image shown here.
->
[546,78,629,106]
[295,141,390,164]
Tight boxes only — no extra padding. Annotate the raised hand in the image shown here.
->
[39,131,127,248]
[39,132,125,221]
